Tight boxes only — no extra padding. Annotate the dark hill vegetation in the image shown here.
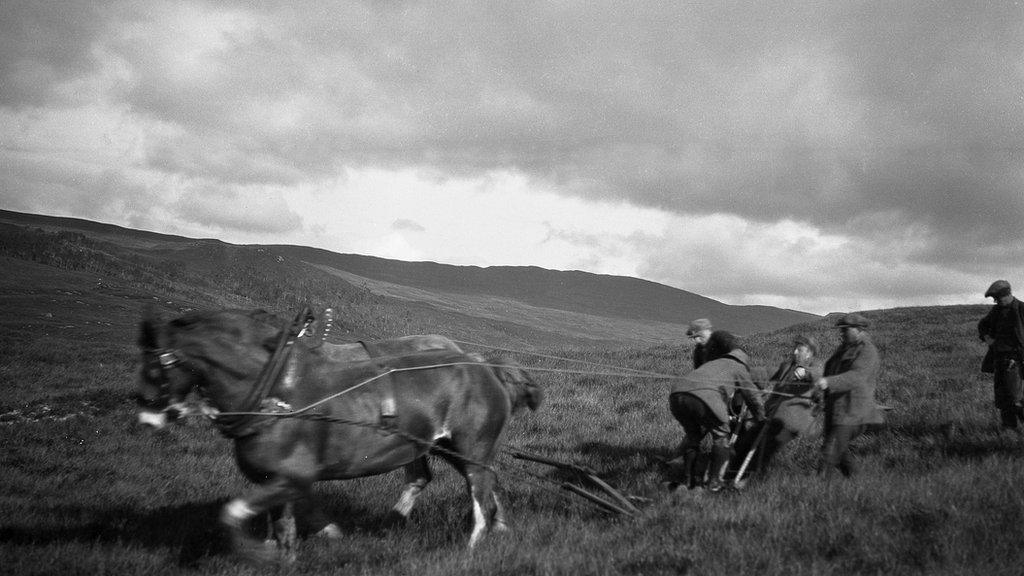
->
[269,246,818,334]
[0,209,816,349]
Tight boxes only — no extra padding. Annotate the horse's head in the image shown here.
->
[134,307,199,428]
[133,307,285,429]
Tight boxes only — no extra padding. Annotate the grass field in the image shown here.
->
[2,255,1022,575]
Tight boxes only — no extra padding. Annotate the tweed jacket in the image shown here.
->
[692,343,711,369]
[766,358,825,414]
[671,350,766,424]
[761,358,824,434]
[822,335,881,427]
[978,297,1024,373]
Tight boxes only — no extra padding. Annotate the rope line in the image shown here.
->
[452,338,679,379]
[208,363,810,424]
[450,338,813,399]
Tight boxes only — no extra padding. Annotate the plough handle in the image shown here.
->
[560,483,636,516]
[583,473,641,515]
[509,449,597,476]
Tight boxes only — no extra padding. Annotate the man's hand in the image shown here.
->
[794,367,807,380]
[814,377,829,391]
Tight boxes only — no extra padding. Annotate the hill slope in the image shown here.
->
[269,246,817,334]
[0,209,816,346]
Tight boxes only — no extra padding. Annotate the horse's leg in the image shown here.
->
[392,456,433,520]
[298,486,341,539]
[491,488,509,533]
[272,502,297,564]
[437,445,499,549]
[220,477,304,562]
[464,464,499,549]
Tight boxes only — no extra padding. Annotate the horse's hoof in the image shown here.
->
[229,533,278,565]
[239,543,278,565]
[383,510,410,529]
[315,523,342,540]
[279,547,297,565]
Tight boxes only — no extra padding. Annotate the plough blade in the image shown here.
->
[510,448,641,516]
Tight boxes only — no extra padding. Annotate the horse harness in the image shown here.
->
[142,307,315,438]
[358,340,399,431]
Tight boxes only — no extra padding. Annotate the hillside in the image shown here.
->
[269,246,817,334]
[1,256,1017,576]
[0,209,816,347]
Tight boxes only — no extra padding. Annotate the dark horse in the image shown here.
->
[134,308,542,558]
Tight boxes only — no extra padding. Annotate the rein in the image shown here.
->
[212,306,315,438]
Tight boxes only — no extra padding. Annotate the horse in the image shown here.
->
[134,308,542,559]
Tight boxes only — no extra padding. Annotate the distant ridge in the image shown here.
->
[268,247,819,335]
[0,209,818,343]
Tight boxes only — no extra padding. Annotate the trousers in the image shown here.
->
[668,393,733,486]
[993,354,1024,428]
[820,424,864,477]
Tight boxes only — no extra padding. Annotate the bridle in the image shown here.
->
[136,347,194,413]
[136,306,316,435]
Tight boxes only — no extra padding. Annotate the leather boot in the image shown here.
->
[708,445,732,492]
[682,449,699,489]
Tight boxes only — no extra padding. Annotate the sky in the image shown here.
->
[3,1,1023,316]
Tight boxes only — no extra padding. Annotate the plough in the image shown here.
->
[507,448,643,517]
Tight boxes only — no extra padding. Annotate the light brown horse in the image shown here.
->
[134,308,542,559]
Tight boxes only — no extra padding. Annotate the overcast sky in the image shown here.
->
[3,1,1023,315]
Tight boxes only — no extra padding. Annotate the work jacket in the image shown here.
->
[692,343,711,369]
[766,358,825,413]
[671,349,766,424]
[978,297,1024,373]
[823,335,881,427]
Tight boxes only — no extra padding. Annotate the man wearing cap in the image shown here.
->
[977,280,1024,429]
[813,313,881,478]
[668,330,767,491]
[687,318,713,369]
[739,335,825,477]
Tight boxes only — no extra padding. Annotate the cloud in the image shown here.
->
[0,2,110,107]
[2,1,1022,314]
[391,219,425,233]
[173,185,302,234]
[631,213,985,314]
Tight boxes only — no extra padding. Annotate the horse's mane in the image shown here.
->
[168,308,280,329]
[163,309,284,353]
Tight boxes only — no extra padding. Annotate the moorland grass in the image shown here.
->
[3,268,1023,574]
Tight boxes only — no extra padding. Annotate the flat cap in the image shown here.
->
[834,313,869,329]
[686,318,712,336]
[793,334,818,356]
[985,280,1012,298]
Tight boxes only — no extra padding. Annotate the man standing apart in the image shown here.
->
[813,313,881,478]
[977,280,1024,430]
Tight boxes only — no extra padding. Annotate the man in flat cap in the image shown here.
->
[813,313,881,478]
[669,330,766,491]
[978,280,1024,430]
[737,334,825,479]
[670,318,715,487]
[687,318,714,369]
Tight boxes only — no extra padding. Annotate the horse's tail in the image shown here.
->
[471,353,543,413]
